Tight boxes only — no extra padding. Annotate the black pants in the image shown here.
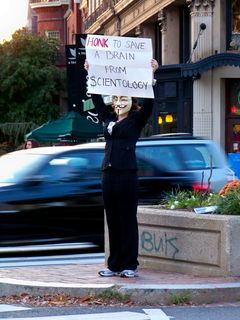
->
[102,168,139,272]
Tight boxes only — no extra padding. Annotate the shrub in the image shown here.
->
[161,189,219,210]
[162,184,240,215]
[216,185,240,215]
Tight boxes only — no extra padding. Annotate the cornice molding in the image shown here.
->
[186,0,215,11]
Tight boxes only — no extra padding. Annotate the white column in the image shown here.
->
[159,8,179,65]
[188,0,215,138]
[193,72,213,138]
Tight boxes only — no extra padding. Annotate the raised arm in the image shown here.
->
[84,60,112,123]
[151,58,159,74]
[135,58,158,126]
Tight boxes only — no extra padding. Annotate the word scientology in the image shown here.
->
[88,76,149,89]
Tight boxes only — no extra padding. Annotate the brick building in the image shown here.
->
[28,0,240,154]
[28,0,85,113]
[29,0,83,65]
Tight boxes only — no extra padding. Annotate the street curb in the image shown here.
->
[0,278,114,298]
[0,279,240,305]
[119,283,240,304]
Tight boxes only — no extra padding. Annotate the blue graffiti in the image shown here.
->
[141,231,179,259]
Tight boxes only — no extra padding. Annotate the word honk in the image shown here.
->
[87,37,109,48]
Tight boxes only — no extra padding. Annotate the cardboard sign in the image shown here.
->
[86,34,154,98]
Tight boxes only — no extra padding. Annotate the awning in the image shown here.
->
[182,52,240,77]
[25,111,103,143]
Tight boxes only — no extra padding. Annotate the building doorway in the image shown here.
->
[153,66,193,135]
[226,79,240,153]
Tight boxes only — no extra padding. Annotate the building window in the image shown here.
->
[45,30,60,40]
[232,0,240,33]
[228,0,240,50]
[226,79,240,116]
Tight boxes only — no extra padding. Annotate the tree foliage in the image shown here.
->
[0,28,66,126]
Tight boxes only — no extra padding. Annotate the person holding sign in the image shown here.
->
[84,58,158,278]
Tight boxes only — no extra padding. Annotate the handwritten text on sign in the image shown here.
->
[86,35,154,98]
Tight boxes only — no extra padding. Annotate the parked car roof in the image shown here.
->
[11,143,106,156]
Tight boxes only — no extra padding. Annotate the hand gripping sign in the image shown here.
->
[85,34,154,99]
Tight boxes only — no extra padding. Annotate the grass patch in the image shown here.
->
[97,289,131,303]
[169,291,191,305]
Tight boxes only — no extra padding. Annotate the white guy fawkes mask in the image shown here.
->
[112,96,132,115]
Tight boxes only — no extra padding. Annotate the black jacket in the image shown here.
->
[91,94,154,171]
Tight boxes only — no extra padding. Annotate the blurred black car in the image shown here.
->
[0,142,196,248]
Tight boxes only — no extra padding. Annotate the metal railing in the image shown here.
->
[85,1,112,30]
[30,0,69,4]
[30,0,58,3]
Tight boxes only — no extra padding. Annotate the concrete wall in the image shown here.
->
[105,207,240,277]
[137,207,240,276]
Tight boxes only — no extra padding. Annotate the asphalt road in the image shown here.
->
[1,304,240,319]
[0,245,104,268]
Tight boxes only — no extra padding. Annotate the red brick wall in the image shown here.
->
[34,5,68,46]
[33,3,84,66]
[66,3,83,44]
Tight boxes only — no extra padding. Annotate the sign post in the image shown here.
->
[65,35,100,125]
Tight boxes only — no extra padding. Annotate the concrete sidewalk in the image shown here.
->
[0,263,240,305]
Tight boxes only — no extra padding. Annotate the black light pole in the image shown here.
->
[187,23,207,63]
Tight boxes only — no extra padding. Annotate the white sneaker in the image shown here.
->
[98,268,121,277]
[120,269,138,278]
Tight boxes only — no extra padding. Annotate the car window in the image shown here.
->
[136,146,182,171]
[41,151,103,183]
[0,153,47,183]
[180,146,206,169]
[136,143,224,171]
[178,144,223,169]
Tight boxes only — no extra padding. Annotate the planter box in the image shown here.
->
[137,207,240,276]
[105,207,240,276]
